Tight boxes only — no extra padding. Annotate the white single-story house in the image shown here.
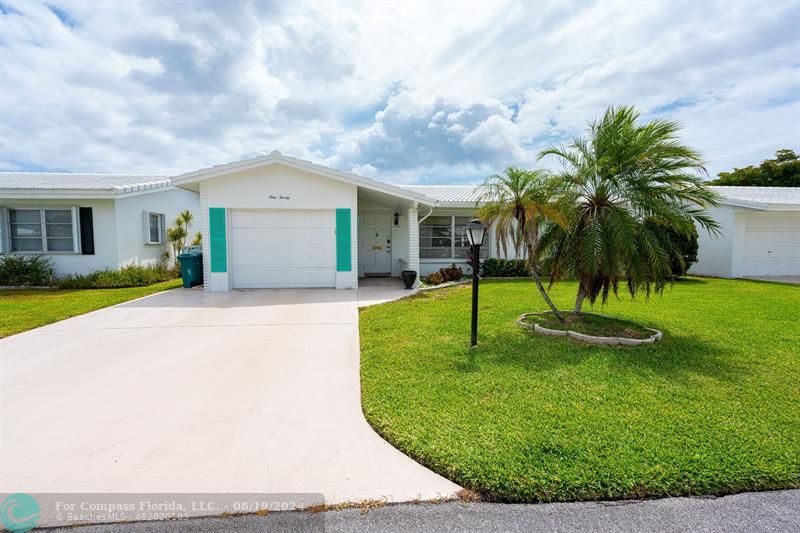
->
[168,151,492,291]
[0,173,199,274]
[0,153,493,289]
[690,187,800,278]
[3,154,797,288]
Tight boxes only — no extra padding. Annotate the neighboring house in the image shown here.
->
[5,155,793,288]
[690,187,800,278]
[0,173,200,276]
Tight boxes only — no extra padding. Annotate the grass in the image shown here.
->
[525,311,654,339]
[0,278,182,338]
[359,278,800,502]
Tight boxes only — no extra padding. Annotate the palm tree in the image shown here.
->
[176,209,194,229]
[166,209,195,264]
[477,167,569,320]
[538,105,721,312]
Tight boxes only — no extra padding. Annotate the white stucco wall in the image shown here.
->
[0,198,117,276]
[690,205,736,278]
[1,188,200,278]
[199,163,358,292]
[114,188,200,268]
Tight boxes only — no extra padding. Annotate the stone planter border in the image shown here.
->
[517,312,662,346]
[418,278,471,292]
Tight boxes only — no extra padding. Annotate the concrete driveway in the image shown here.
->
[0,287,458,507]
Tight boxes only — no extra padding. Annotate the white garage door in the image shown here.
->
[743,213,800,276]
[231,209,336,288]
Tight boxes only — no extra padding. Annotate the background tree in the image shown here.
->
[165,210,194,265]
[538,105,720,312]
[477,167,569,320]
[644,219,699,278]
[709,149,800,187]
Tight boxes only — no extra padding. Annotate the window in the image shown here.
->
[420,215,488,260]
[146,212,165,244]
[7,208,77,253]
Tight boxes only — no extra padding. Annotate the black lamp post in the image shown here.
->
[465,219,486,347]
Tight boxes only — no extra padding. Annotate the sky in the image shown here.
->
[0,0,798,184]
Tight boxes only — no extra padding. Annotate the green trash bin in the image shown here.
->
[177,247,203,288]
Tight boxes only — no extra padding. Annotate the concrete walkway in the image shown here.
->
[50,490,800,532]
[357,277,418,307]
[0,286,459,524]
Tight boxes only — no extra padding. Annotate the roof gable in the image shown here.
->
[171,151,436,206]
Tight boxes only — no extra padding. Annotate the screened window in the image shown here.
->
[420,215,487,260]
[8,208,76,253]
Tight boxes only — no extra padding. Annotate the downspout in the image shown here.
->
[417,202,437,223]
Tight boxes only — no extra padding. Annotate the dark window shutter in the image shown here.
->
[79,207,94,255]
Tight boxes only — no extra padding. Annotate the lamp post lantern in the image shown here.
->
[465,219,486,347]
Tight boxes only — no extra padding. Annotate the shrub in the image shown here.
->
[440,264,464,282]
[57,264,178,289]
[0,255,55,286]
[423,271,444,285]
[423,264,464,285]
[481,258,529,277]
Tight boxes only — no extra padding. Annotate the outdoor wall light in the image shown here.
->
[394,212,400,226]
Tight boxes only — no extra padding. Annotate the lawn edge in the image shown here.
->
[0,279,183,339]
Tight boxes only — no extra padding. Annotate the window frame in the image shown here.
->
[4,206,80,254]
[145,211,165,245]
[420,214,489,261]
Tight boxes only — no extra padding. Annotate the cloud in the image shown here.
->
[274,97,327,122]
[0,0,797,181]
[324,94,541,184]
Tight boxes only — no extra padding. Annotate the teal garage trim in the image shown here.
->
[209,207,227,273]
[336,208,351,272]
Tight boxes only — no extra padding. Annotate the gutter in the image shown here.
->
[418,204,436,223]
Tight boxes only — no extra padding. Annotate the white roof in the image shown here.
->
[4,166,797,212]
[0,172,172,196]
[171,151,437,206]
[404,185,800,211]
[712,186,800,210]
[400,185,483,206]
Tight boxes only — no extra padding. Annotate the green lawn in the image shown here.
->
[359,278,800,502]
[0,279,182,338]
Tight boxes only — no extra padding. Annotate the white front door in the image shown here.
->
[360,214,392,275]
[230,209,336,288]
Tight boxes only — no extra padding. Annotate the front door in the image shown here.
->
[361,214,392,275]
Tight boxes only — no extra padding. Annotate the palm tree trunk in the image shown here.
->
[531,266,565,322]
[575,287,586,313]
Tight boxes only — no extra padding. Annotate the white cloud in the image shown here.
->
[0,0,797,181]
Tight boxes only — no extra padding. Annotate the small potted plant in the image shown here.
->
[401,270,417,289]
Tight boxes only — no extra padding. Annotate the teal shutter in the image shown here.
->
[209,208,227,273]
[336,208,351,272]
